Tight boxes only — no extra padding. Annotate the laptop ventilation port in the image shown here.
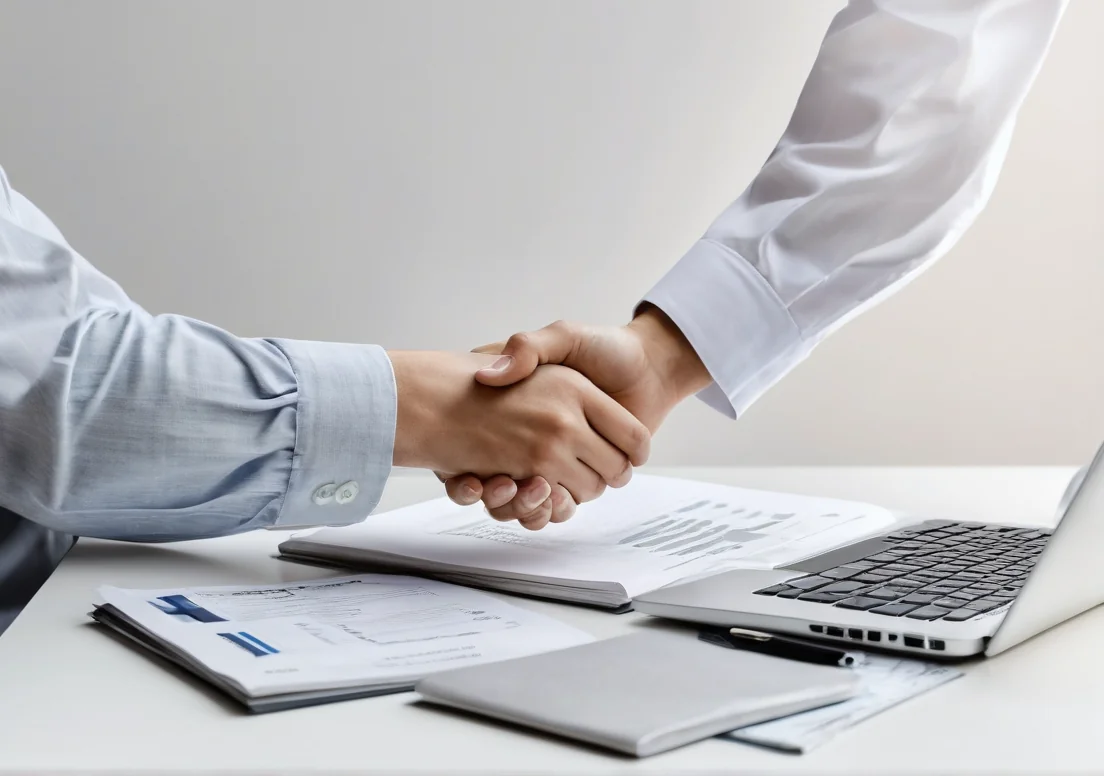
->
[847,628,863,640]
[903,635,925,648]
[809,625,824,634]
[826,626,844,637]
[867,630,882,642]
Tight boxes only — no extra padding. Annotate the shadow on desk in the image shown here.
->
[0,508,74,637]
[65,537,250,578]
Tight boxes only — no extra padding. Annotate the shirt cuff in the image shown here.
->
[640,238,809,418]
[266,339,396,529]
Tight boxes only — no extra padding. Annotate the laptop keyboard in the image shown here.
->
[753,521,1051,622]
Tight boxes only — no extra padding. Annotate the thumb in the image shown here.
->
[474,321,583,387]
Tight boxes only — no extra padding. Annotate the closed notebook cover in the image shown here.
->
[415,630,859,757]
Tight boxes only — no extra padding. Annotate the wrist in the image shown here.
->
[628,304,711,412]
[388,350,438,469]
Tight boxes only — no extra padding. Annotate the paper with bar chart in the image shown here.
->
[279,474,898,607]
[91,574,592,711]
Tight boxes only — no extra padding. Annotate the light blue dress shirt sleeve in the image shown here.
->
[0,165,396,542]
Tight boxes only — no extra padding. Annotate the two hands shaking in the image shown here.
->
[388,305,711,531]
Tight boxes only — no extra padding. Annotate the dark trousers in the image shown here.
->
[0,508,74,635]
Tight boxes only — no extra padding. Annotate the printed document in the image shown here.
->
[723,654,963,753]
[93,573,591,710]
[279,474,898,607]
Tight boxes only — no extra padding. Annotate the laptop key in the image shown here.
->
[797,591,853,603]
[886,530,922,540]
[906,605,952,620]
[948,576,984,587]
[932,564,963,573]
[882,562,922,572]
[776,588,804,599]
[866,586,908,600]
[901,593,938,605]
[964,598,1005,612]
[965,582,1001,593]
[818,581,868,595]
[868,602,920,616]
[787,576,834,590]
[753,584,790,596]
[890,578,926,589]
[835,596,886,611]
[933,597,964,609]
[865,553,901,563]
[843,560,880,571]
[943,609,980,621]
[948,590,978,601]
[821,567,864,580]
[852,572,892,584]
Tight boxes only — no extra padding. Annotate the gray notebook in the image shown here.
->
[415,630,859,757]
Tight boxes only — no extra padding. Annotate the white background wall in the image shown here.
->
[1,0,1102,466]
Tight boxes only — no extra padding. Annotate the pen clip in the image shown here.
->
[727,627,772,642]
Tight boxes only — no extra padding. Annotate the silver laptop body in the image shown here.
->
[634,445,1104,659]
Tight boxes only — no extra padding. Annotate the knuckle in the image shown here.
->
[609,456,631,485]
[537,411,575,444]
[505,331,531,353]
[527,445,558,475]
[578,479,606,503]
[630,424,651,462]
[520,504,552,530]
[551,409,579,436]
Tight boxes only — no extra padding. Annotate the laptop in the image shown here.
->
[634,446,1104,659]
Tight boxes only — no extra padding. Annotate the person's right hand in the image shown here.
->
[440,306,712,524]
[388,351,651,528]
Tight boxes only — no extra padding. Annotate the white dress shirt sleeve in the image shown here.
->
[642,0,1068,418]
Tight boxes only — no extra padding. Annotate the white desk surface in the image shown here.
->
[1,466,1097,774]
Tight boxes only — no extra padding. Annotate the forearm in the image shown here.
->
[0,306,395,541]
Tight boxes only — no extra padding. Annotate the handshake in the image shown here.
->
[389,306,711,531]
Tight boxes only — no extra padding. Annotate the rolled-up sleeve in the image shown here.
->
[643,0,1067,418]
[0,167,395,542]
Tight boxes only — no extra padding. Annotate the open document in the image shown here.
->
[90,574,592,713]
[279,474,899,608]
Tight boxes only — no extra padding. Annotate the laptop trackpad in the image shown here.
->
[782,536,894,574]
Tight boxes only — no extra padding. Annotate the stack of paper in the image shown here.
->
[90,574,592,712]
[279,475,898,609]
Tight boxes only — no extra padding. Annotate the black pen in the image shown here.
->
[699,626,861,667]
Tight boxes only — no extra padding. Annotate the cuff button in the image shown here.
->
[335,480,360,505]
[312,483,338,505]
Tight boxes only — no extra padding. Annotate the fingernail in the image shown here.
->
[484,355,513,373]
[460,484,478,501]
[614,463,633,488]
[522,481,552,510]
[491,482,514,502]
